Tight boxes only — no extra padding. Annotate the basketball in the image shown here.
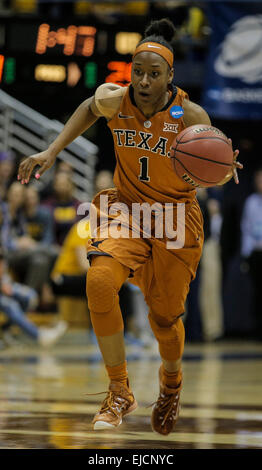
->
[170,124,234,188]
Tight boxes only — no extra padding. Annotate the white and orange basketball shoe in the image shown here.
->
[92,380,138,429]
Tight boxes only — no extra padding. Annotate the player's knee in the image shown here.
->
[148,312,185,343]
[86,265,117,313]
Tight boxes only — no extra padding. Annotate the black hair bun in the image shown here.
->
[144,18,176,43]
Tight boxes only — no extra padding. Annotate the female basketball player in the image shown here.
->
[18,19,242,435]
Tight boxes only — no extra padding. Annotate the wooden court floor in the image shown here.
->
[0,330,262,449]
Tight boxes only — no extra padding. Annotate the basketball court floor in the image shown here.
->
[0,330,261,449]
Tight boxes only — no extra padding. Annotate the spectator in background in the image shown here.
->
[200,194,224,341]
[24,186,55,246]
[0,248,67,348]
[0,151,15,201]
[0,205,7,253]
[219,135,256,288]
[241,168,262,340]
[50,219,90,297]
[43,172,80,246]
[2,183,55,307]
[0,182,27,253]
[24,185,58,309]
[95,169,114,193]
[57,161,73,176]
[39,160,73,201]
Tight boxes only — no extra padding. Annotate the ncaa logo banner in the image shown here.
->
[202,1,262,120]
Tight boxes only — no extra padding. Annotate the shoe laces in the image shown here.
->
[86,390,130,418]
[148,391,180,426]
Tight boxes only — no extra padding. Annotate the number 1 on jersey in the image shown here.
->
[138,156,150,182]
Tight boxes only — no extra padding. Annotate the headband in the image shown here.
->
[133,41,174,69]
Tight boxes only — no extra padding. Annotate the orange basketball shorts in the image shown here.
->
[86,188,204,360]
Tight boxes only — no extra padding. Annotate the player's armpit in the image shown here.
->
[94,83,128,120]
[183,99,211,128]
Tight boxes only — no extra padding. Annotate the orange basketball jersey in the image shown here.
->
[107,85,195,206]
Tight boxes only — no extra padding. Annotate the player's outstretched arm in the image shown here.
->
[18,95,99,183]
[17,83,126,184]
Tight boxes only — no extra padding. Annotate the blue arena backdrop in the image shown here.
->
[202,0,262,120]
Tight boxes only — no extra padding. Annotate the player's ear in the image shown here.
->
[167,67,174,85]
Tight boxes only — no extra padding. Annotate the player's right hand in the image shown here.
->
[17,150,56,184]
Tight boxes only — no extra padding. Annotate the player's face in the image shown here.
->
[131,52,173,114]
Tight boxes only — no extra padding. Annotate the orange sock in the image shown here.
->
[161,364,182,389]
[106,361,129,389]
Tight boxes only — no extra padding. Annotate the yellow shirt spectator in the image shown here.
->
[52,220,91,277]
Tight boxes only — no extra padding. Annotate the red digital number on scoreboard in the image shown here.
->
[106,61,132,86]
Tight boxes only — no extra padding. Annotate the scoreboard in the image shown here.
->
[0,18,148,117]
[0,19,143,91]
